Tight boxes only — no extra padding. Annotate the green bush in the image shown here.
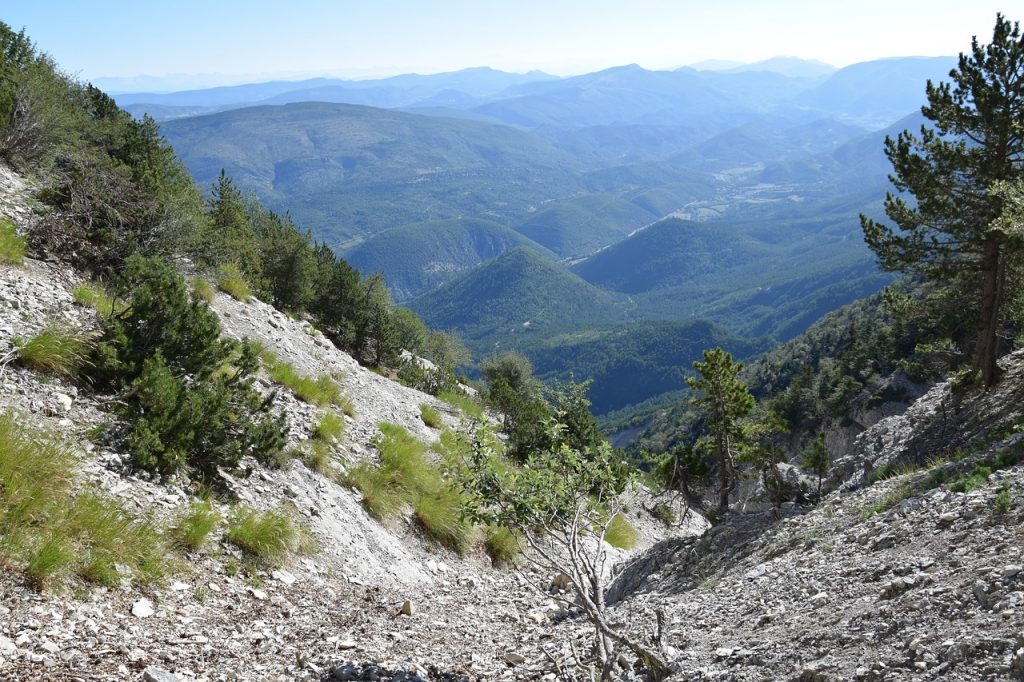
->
[14,325,93,378]
[605,513,639,550]
[0,217,26,265]
[651,502,676,527]
[994,485,1013,514]
[0,412,173,590]
[216,263,252,301]
[420,403,442,428]
[225,505,300,567]
[173,500,221,551]
[92,256,285,479]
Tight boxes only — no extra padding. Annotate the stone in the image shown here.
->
[938,511,958,524]
[131,599,155,618]
[549,572,572,592]
[54,393,73,413]
[809,591,829,604]
[249,588,268,601]
[504,652,526,665]
[401,600,415,616]
[0,636,16,657]
[272,569,296,585]
[1002,565,1022,581]
[143,667,183,682]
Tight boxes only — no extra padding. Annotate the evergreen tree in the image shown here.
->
[861,14,1024,386]
[802,432,830,499]
[687,348,754,513]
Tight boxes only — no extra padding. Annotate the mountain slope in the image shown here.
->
[342,218,551,301]
[160,102,584,243]
[408,247,630,347]
[515,193,657,258]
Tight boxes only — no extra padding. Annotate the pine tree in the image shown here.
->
[687,348,755,513]
[861,14,1024,386]
[802,432,830,500]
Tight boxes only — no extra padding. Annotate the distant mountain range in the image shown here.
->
[149,54,955,417]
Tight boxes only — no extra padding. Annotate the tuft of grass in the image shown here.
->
[336,393,356,417]
[71,282,125,316]
[420,403,442,429]
[261,350,347,407]
[216,263,252,302]
[14,325,93,378]
[604,513,639,550]
[414,488,473,555]
[190,277,216,303]
[484,525,520,563]
[173,500,221,552]
[314,412,345,443]
[437,390,484,419]
[950,465,993,493]
[348,422,474,554]
[0,412,173,590]
[0,217,26,266]
[225,505,300,567]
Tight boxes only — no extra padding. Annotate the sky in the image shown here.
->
[1,1,1014,90]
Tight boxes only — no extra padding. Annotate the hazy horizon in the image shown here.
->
[3,0,1011,92]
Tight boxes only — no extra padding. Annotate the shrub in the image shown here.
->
[93,256,286,479]
[484,526,520,563]
[0,412,173,590]
[652,502,676,527]
[173,500,221,551]
[605,513,639,550]
[438,390,484,419]
[216,263,251,301]
[71,282,125,316]
[420,403,442,428]
[190,277,215,303]
[225,505,300,567]
[0,217,26,265]
[14,325,93,378]
[994,485,1013,514]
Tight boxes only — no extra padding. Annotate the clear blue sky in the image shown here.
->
[2,1,1014,88]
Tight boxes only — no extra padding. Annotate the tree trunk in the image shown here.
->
[718,432,730,514]
[975,233,1004,387]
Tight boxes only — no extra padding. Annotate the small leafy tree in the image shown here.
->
[458,422,672,680]
[740,410,790,518]
[686,348,755,514]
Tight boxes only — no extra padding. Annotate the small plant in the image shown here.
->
[314,412,345,443]
[651,502,676,527]
[484,525,520,563]
[950,465,993,493]
[224,557,240,577]
[336,393,356,417]
[994,485,1013,514]
[225,505,300,567]
[72,282,125,316]
[14,325,94,378]
[304,440,335,477]
[194,587,207,603]
[438,390,484,419]
[261,350,346,407]
[0,217,26,266]
[173,500,221,551]
[420,403,442,428]
[216,263,252,302]
[605,513,639,550]
[190,277,215,303]
[414,488,473,554]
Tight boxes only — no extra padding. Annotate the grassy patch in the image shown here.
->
[438,390,484,419]
[173,500,221,552]
[414,488,473,555]
[484,525,520,563]
[225,505,302,567]
[0,217,26,266]
[420,403,442,428]
[14,325,93,378]
[71,282,125,316]
[605,513,639,550]
[314,412,345,443]
[0,412,172,590]
[190,277,216,303]
[261,350,346,407]
[348,422,474,552]
[652,502,676,527]
[216,263,252,302]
